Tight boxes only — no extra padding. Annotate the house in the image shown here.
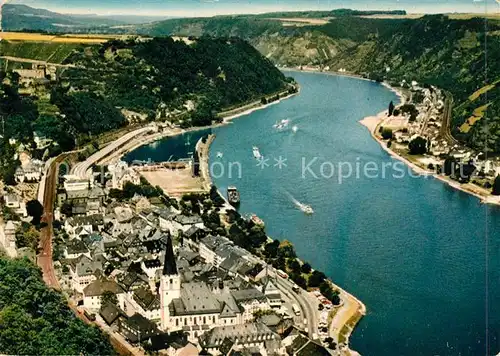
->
[160,213,204,235]
[263,280,282,308]
[64,175,91,192]
[146,331,191,353]
[100,302,125,327]
[141,258,162,280]
[4,194,27,217]
[184,226,207,242]
[231,288,270,323]
[65,215,104,239]
[119,313,162,344]
[15,160,44,183]
[117,272,148,293]
[198,322,281,355]
[67,255,103,293]
[64,239,90,259]
[282,327,333,355]
[108,161,141,190]
[83,278,125,311]
[1,221,18,257]
[256,313,292,335]
[158,209,177,231]
[128,286,161,323]
[199,235,233,266]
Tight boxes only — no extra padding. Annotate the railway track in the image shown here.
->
[440,92,459,145]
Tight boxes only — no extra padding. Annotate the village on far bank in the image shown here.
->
[360,77,500,203]
[0,120,362,356]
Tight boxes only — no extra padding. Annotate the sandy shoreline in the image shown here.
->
[359,111,500,207]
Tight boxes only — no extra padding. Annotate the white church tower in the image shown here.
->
[160,236,180,331]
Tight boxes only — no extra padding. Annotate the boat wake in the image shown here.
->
[284,191,314,215]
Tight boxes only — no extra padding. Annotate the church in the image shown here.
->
[159,236,273,341]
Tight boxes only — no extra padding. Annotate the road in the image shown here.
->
[37,154,135,355]
[71,126,153,178]
[275,275,318,339]
[37,154,68,289]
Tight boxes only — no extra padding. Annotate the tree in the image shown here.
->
[15,224,39,250]
[408,136,427,155]
[301,262,312,274]
[101,291,118,307]
[26,200,44,225]
[291,274,307,290]
[287,258,301,274]
[60,202,73,217]
[308,270,326,288]
[277,240,296,259]
[388,101,395,116]
[264,240,280,259]
[0,257,113,355]
[492,175,500,195]
[381,128,393,140]
[272,256,286,271]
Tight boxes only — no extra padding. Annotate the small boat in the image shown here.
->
[295,201,314,215]
[253,146,262,159]
[227,186,240,206]
[273,119,290,130]
[216,151,224,158]
[292,125,298,133]
[301,205,314,215]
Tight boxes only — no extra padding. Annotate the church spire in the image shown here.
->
[163,235,178,276]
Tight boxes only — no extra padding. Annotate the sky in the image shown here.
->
[8,0,500,17]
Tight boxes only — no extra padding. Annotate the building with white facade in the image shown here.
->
[108,160,141,190]
[159,237,272,341]
[83,278,126,311]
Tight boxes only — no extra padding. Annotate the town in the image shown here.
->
[0,123,362,355]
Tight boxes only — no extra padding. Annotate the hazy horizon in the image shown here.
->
[6,0,499,18]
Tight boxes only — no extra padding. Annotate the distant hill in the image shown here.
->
[1,4,168,32]
[139,14,500,153]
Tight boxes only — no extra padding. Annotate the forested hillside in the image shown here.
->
[59,37,289,127]
[0,257,114,355]
[142,14,500,153]
[0,36,289,183]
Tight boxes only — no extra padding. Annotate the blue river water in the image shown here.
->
[124,71,499,355]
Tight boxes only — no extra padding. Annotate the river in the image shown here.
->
[124,71,499,355]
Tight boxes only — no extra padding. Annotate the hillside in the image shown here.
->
[59,37,290,125]
[0,257,114,355]
[141,14,500,153]
[0,40,84,64]
[0,36,290,183]
[1,4,176,32]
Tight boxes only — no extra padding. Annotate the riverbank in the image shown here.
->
[360,111,500,206]
[104,88,300,165]
[286,67,408,105]
[197,134,215,191]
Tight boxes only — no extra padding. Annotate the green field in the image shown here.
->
[0,41,85,63]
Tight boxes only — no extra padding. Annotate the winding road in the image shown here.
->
[274,273,319,339]
[71,126,154,178]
